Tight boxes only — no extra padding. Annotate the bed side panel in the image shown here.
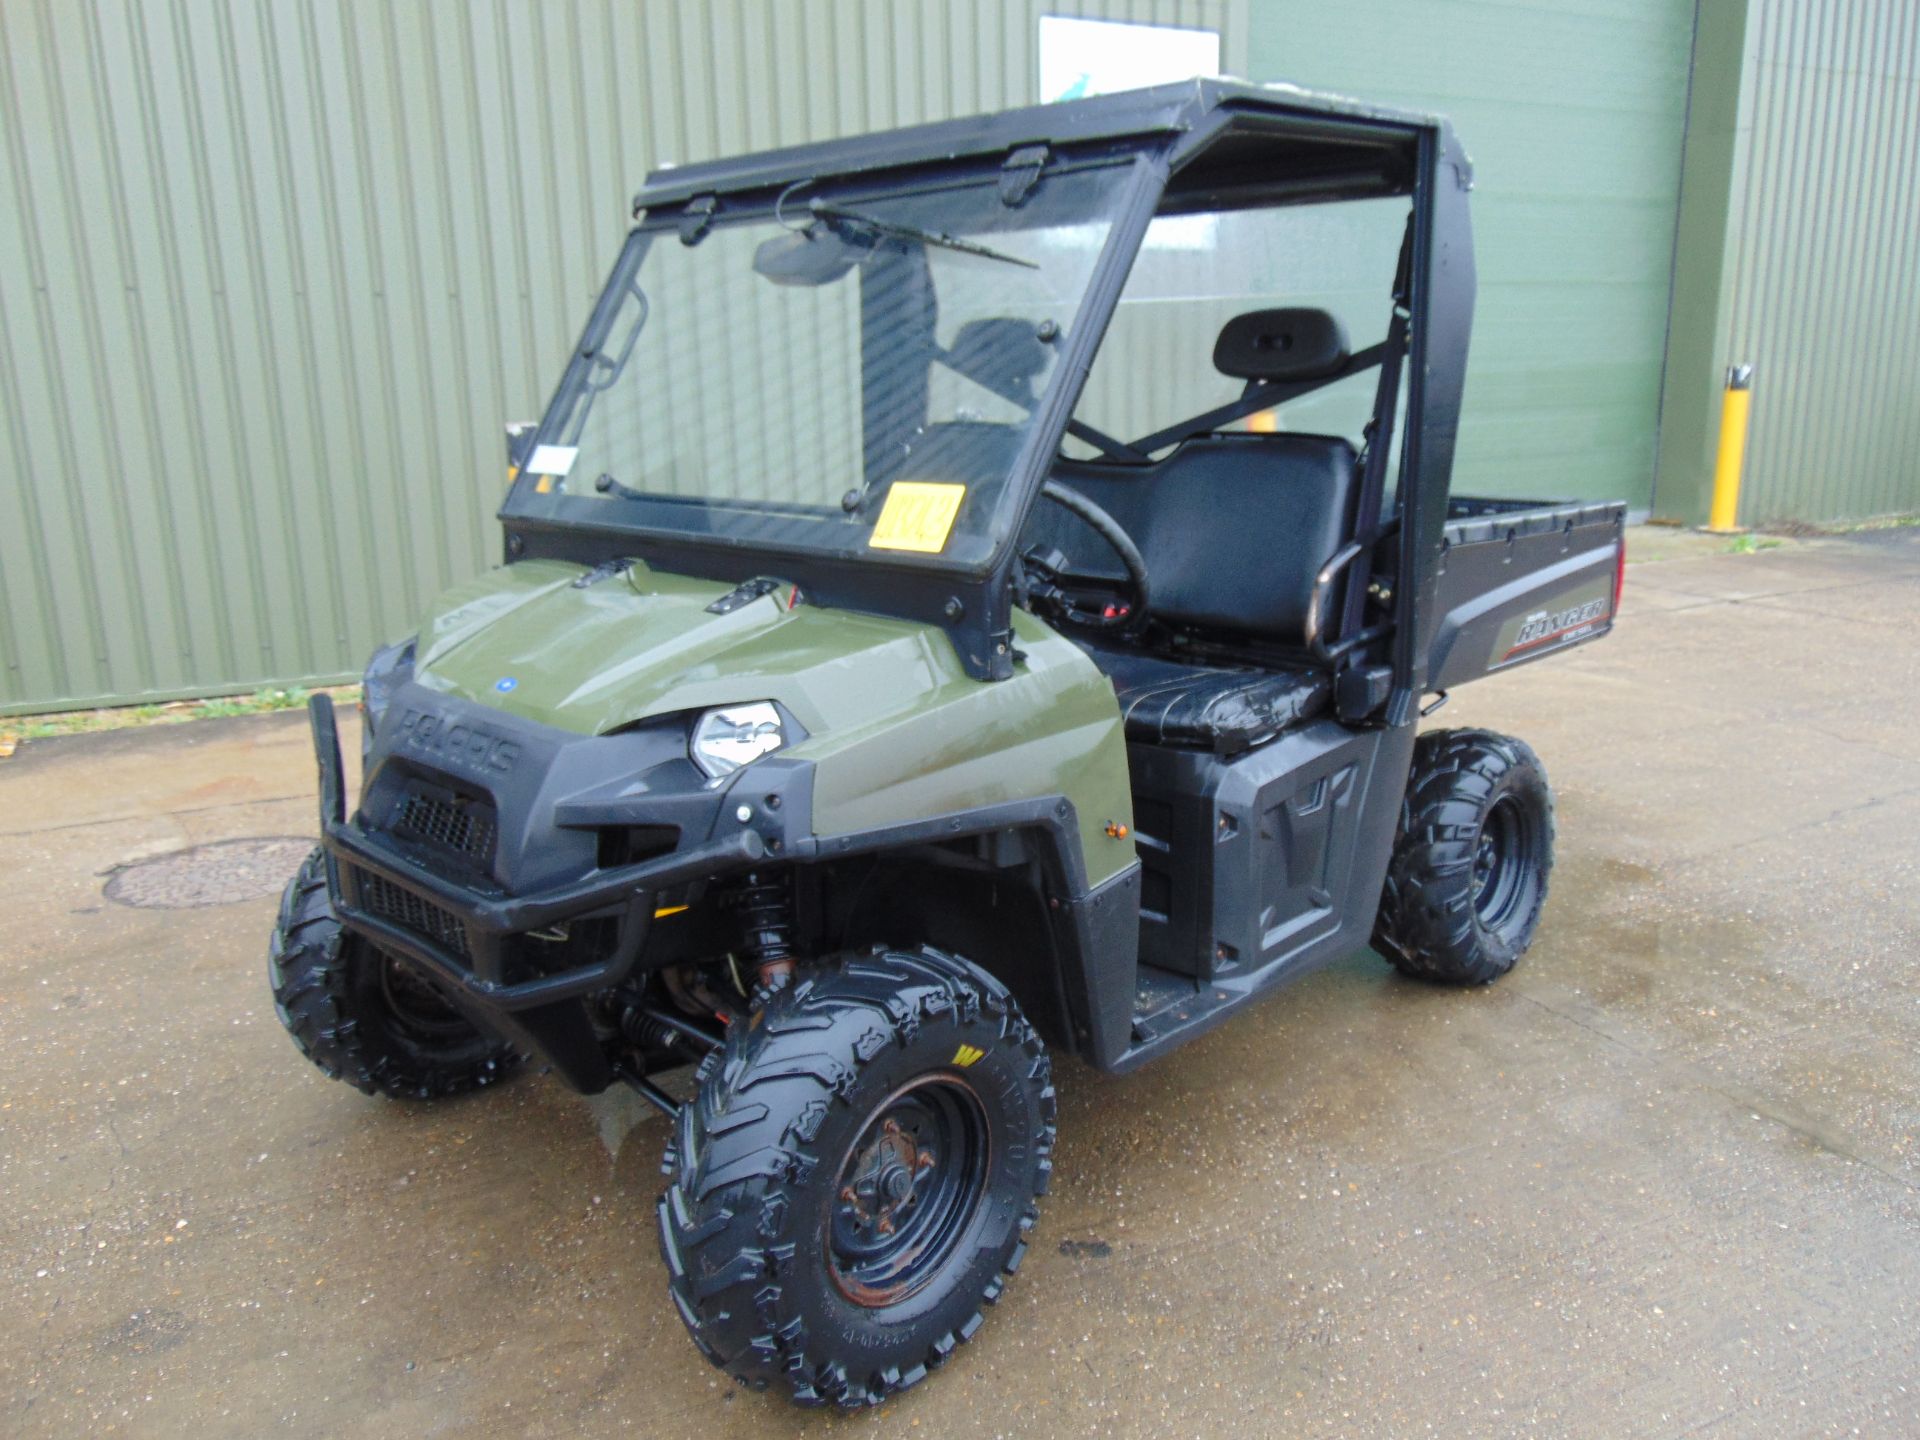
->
[1427,502,1627,690]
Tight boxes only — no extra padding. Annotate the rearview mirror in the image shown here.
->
[753,226,863,286]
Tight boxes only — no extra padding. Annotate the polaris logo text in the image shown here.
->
[395,708,522,775]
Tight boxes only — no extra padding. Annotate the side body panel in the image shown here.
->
[801,609,1135,888]
[1129,720,1400,980]
[1109,719,1415,1071]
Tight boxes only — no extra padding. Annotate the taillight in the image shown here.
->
[1613,539,1627,615]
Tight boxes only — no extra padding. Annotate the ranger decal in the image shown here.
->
[1497,597,1612,664]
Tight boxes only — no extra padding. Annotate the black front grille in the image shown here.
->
[355,869,471,960]
[393,786,496,864]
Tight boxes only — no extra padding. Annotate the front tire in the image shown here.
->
[267,847,519,1098]
[658,946,1054,1408]
[1374,729,1555,985]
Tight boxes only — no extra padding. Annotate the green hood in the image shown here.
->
[414,559,947,739]
[409,559,1136,884]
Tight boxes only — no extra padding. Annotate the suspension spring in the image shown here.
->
[731,870,796,991]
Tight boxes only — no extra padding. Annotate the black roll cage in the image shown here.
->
[501,80,1475,720]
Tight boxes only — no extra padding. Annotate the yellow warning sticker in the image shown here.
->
[951,1044,986,1068]
[868,481,966,554]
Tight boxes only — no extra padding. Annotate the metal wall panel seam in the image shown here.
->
[1858,0,1920,518]
[1880,0,1920,513]
[77,0,188,695]
[256,0,357,668]
[1804,0,1872,520]
[1812,0,1880,515]
[1762,0,1842,519]
[210,0,302,675]
[150,0,249,688]
[371,0,455,606]
[1744,0,1824,520]
[1643,0,1706,516]
[14,0,125,701]
[233,0,329,674]
[0,9,76,702]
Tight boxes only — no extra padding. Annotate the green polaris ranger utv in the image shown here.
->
[269,81,1625,1407]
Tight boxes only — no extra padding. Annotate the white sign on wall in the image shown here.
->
[1037,15,1222,103]
[1040,16,1223,247]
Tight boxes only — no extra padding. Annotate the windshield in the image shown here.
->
[507,153,1136,573]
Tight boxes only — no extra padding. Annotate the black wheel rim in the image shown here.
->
[828,1074,991,1309]
[1472,795,1536,928]
[376,951,473,1043]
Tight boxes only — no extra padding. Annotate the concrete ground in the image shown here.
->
[3,530,1917,1438]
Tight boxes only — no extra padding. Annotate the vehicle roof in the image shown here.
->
[631,77,1459,214]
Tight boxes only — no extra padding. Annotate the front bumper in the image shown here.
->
[308,693,768,1014]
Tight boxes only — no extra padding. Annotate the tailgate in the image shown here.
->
[1426,499,1626,691]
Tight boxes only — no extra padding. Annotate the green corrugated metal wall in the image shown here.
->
[1722,0,1920,525]
[0,0,1250,715]
[33,1,1857,714]
[1247,0,1698,514]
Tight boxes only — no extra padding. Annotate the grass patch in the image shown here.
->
[1725,534,1785,555]
[185,686,315,722]
[3,683,359,751]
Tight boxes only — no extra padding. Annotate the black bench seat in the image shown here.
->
[1080,644,1331,755]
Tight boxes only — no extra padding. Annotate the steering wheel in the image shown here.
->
[1027,481,1151,631]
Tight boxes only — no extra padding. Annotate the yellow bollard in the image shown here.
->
[1705,364,1753,533]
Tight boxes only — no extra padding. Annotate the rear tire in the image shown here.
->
[658,945,1054,1408]
[1374,729,1554,985]
[268,847,519,1098]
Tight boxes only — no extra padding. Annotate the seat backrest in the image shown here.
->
[1035,432,1357,641]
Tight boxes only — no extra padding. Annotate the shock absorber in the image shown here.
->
[731,870,796,991]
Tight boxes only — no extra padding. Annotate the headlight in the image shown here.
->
[690,702,787,779]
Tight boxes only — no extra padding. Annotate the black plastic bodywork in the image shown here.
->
[1119,720,1414,1070]
[1429,499,1626,687]
[312,689,772,1090]
[310,688,1137,1090]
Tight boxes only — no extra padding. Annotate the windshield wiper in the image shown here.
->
[808,200,1038,270]
[593,473,647,501]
